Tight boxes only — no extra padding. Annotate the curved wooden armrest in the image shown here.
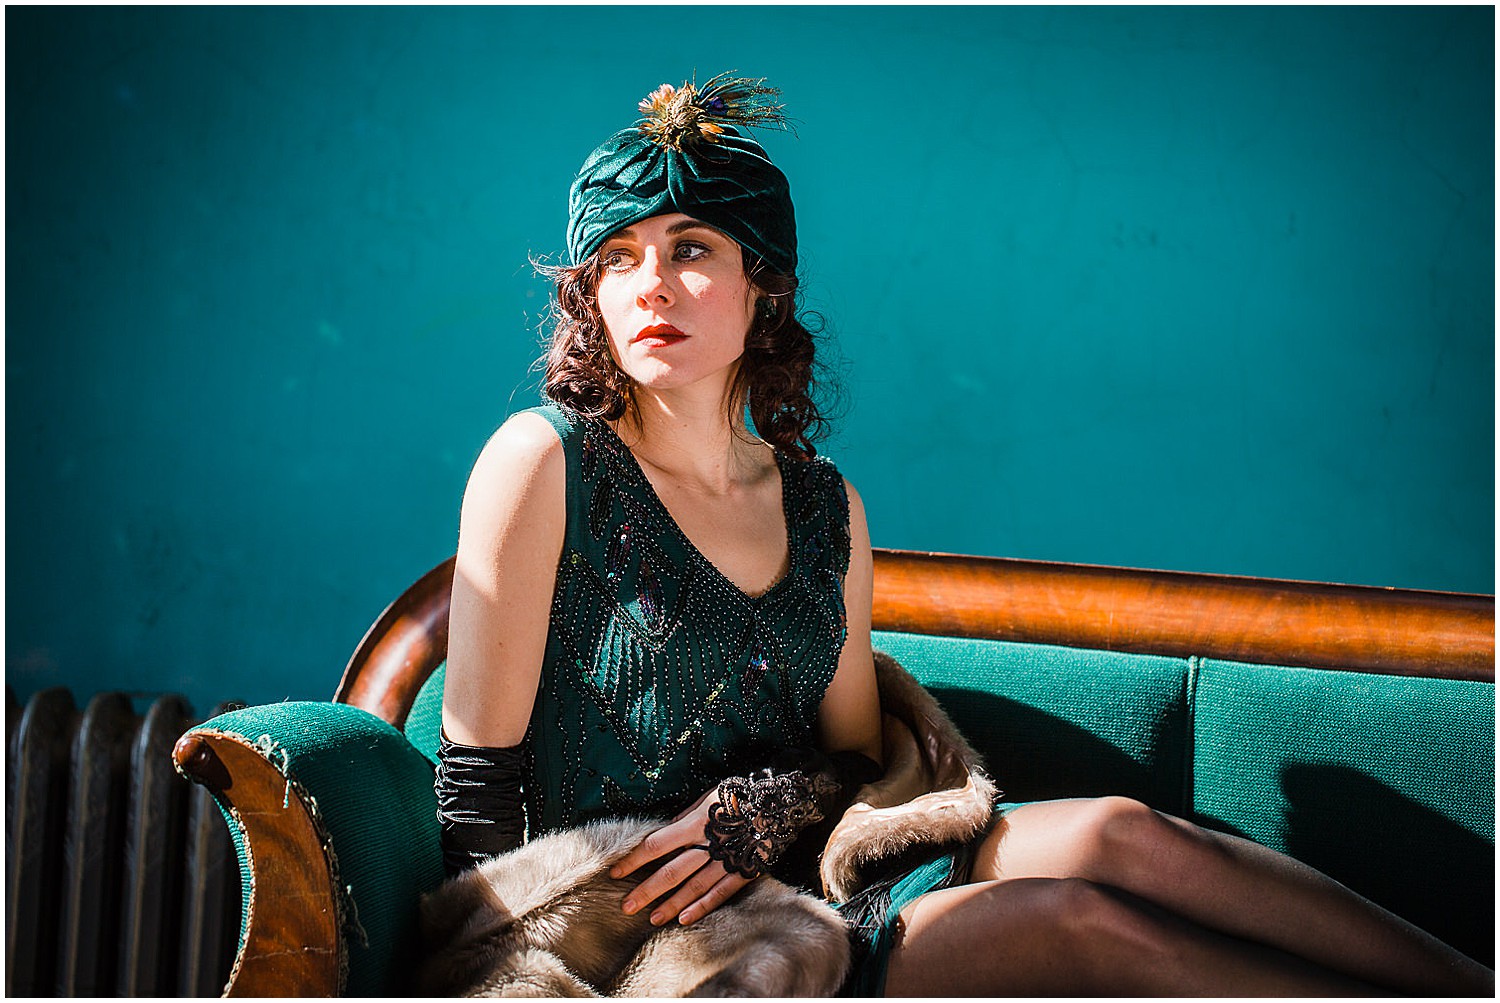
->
[336,556,456,728]
[173,730,341,997]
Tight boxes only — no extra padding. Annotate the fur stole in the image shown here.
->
[818,651,998,902]
[416,817,850,997]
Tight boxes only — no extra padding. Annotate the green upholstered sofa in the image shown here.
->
[173,549,1495,996]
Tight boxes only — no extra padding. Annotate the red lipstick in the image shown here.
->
[632,323,688,347]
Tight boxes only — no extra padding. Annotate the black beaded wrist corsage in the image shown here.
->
[704,768,841,879]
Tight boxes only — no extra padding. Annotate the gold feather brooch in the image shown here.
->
[636,72,791,150]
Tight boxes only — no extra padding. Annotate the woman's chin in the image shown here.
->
[624,360,741,397]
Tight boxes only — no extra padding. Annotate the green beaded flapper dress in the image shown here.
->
[523,402,850,831]
[521,403,958,994]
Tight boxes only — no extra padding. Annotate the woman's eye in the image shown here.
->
[674,242,709,262]
[602,250,635,272]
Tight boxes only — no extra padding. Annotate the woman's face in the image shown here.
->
[595,213,758,397]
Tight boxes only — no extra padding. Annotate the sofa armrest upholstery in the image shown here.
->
[175,702,445,996]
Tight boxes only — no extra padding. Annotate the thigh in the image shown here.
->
[880,877,1117,996]
[881,873,1394,998]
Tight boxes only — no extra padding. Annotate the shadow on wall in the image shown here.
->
[1280,762,1494,968]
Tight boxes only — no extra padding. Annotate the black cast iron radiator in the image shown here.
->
[6,686,241,997]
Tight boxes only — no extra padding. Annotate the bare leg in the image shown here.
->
[884,876,1390,996]
[970,797,1492,996]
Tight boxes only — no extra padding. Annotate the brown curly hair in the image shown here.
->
[538,248,830,459]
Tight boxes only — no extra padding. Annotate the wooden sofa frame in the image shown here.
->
[174,548,1494,996]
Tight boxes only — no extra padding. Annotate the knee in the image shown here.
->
[1068,797,1194,882]
[1080,795,1158,835]
[1043,877,1129,936]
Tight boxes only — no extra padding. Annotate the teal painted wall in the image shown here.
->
[7,6,1493,712]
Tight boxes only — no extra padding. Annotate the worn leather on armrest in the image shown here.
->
[175,702,445,996]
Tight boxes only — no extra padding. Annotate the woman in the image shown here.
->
[436,75,1493,996]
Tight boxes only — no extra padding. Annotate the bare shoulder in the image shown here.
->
[471,411,563,482]
[841,477,870,538]
[841,476,865,508]
[457,410,568,553]
[447,411,566,745]
[463,412,564,505]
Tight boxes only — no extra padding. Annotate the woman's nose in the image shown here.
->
[634,249,672,306]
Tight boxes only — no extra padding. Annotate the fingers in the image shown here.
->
[621,846,711,916]
[649,854,723,925]
[676,871,751,926]
[610,791,749,927]
[611,818,695,879]
[618,846,753,927]
[640,854,751,927]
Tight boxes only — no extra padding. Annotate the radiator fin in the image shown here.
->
[5,686,240,997]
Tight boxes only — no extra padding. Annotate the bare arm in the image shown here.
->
[815,478,883,766]
[442,411,565,747]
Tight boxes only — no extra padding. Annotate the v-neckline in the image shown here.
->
[601,421,795,603]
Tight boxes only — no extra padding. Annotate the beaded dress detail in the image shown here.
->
[523,405,852,836]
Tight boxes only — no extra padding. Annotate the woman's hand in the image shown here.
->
[611,792,754,927]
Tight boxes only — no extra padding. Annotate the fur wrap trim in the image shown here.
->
[417,817,851,997]
[818,651,998,902]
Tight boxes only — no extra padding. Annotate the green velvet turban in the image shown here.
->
[567,75,797,275]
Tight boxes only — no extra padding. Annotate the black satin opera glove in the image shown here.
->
[434,736,527,877]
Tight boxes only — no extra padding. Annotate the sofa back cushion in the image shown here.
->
[407,664,445,762]
[1190,658,1494,965]
[872,631,1193,813]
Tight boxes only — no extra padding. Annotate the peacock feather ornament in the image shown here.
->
[636,73,791,150]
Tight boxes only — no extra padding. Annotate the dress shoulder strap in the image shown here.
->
[518,402,576,447]
[779,451,853,583]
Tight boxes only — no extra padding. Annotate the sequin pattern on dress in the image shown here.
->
[522,405,852,833]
